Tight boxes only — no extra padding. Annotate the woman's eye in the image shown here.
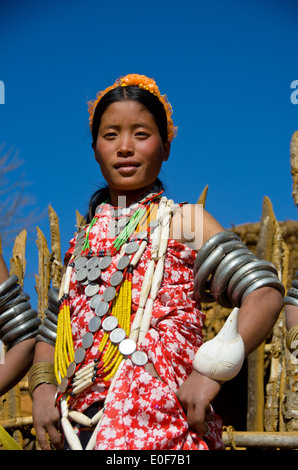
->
[103,132,117,139]
[135,131,149,138]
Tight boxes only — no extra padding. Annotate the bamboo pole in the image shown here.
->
[76,210,86,235]
[197,185,208,208]
[48,206,62,290]
[35,227,51,318]
[222,430,298,449]
[246,198,272,431]
[0,416,33,429]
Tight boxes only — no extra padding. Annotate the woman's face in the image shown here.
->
[93,100,170,205]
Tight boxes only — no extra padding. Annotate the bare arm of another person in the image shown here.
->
[0,254,36,396]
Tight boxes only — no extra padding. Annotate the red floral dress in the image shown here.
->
[64,203,224,450]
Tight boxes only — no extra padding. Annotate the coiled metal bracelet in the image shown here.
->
[194,231,285,308]
[284,274,298,308]
[0,275,41,350]
[36,287,59,347]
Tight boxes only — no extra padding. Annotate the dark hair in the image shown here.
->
[91,85,169,145]
[86,177,165,223]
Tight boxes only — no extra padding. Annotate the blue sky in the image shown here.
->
[0,0,298,304]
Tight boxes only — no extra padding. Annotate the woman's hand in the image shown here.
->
[32,383,63,450]
[176,369,222,435]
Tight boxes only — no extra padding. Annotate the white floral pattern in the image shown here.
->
[64,203,223,450]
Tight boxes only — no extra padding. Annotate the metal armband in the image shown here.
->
[36,287,59,347]
[193,231,285,308]
[284,273,298,308]
[0,275,41,350]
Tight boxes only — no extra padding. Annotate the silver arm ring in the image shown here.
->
[0,275,19,297]
[194,231,240,276]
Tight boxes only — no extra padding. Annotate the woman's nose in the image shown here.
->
[117,136,134,157]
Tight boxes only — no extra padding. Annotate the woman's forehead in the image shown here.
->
[100,100,158,126]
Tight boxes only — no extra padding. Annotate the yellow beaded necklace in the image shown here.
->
[54,193,161,393]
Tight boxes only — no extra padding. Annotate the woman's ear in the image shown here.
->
[162,140,171,161]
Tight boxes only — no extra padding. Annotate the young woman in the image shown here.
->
[31,74,284,451]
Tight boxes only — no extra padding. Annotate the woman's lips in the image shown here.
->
[114,162,140,175]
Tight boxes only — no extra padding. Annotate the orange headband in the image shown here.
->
[87,74,177,142]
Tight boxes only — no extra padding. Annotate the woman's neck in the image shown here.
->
[108,184,161,208]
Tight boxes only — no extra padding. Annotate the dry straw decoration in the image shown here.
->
[87,73,178,143]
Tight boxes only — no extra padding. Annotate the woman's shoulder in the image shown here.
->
[170,203,225,252]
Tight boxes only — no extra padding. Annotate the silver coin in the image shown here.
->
[118,216,129,228]
[110,271,123,287]
[121,207,131,216]
[90,294,103,309]
[86,257,100,270]
[110,327,126,344]
[66,361,77,378]
[108,222,119,237]
[85,283,100,297]
[75,236,86,248]
[58,377,69,394]
[74,347,86,364]
[76,230,86,241]
[148,219,158,228]
[109,219,117,229]
[135,230,147,240]
[88,316,101,333]
[99,256,112,270]
[131,350,148,366]
[95,301,109,317]
[125,241,139,254]
[76,267,88,282]
[108,228,119,238]
[82,332,94,349]
[75,257,87,270]
[117,255,130,271]
[119,338,136,356]
[102,315,118,332]
[94,204,104,215]
[87,267,101,282]
[102,286,116,302]
[73,246,83,256]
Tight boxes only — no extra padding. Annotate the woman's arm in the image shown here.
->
[176,205,284,435]
[31,341,63,450]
